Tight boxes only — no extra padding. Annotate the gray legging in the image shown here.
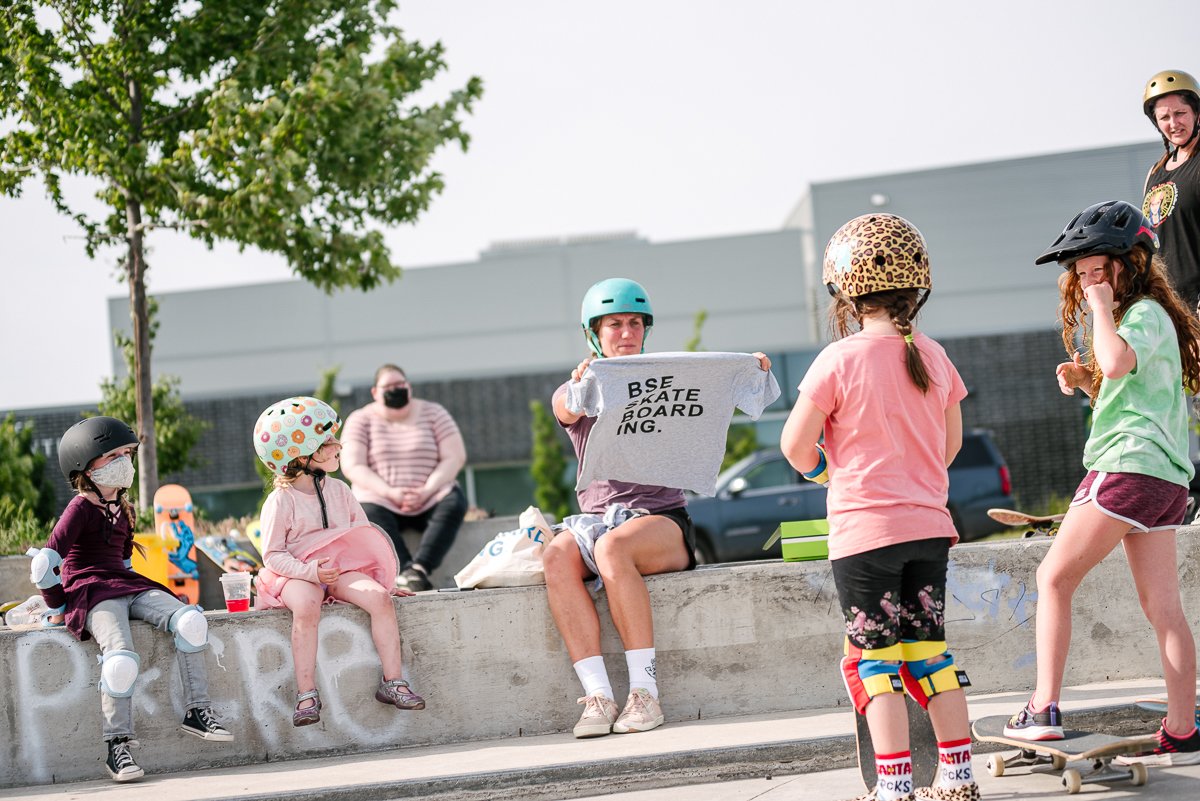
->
[86,590,211,740]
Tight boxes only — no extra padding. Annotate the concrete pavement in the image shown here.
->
[4,678,1188,801]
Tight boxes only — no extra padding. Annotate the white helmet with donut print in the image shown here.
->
[252,396,341,477]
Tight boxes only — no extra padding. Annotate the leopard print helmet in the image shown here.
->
[822,214,931,298]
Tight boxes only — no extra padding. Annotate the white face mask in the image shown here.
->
[90,455,135,489]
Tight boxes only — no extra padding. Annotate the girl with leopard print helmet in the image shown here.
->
[822,213,931,299]
[822,214,934,378]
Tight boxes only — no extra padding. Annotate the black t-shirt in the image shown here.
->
[1145,153,1200,306]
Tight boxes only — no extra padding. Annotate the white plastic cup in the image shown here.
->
[218,572,252,613]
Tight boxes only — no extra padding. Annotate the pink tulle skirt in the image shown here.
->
[254,524,399,610]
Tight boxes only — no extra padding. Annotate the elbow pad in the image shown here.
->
[27,547,64,589]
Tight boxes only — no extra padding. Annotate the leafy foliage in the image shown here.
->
[0,414,57,525]
[98,299,209,491]
[529,400,573,522]
[0,2,483,506]
[0,497,54,557]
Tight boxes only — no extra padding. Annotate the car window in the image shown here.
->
[950,434,991,468]
[741,458,798,491]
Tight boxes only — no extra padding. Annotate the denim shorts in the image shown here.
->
[1070,470,1187,532]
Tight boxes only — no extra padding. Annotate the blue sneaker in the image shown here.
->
[1003,700,1064,740]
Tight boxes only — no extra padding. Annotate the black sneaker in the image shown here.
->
[400,565,433,592]
[180,707,234,742]
[1003,700,1064,740]
[105,737,144,782]
[1117,720,1200,766]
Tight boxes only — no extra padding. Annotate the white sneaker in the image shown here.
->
[613,688,664,733]
[573,692,619,738]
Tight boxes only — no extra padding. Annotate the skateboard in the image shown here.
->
[1132,697,1200,725]
[153,484,201,604]
[987,508,1065,538]
[856,695,939,790]
[972,714,1156,794]
[196,533,260,574]
[244,518,264,559]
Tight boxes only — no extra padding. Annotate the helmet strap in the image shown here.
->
[300,455,330,529]
[913,288,932,316]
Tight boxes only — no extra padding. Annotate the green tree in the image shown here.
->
[683,309,760,470]
[98,299,208,498]
[529,400,573,522]
[0,2,483,509]
[0,413,57,524]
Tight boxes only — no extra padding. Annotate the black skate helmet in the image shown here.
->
[1034,200,1159,268]
[58,416,139,481]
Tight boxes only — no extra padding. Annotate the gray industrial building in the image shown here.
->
[9,141,1165,520]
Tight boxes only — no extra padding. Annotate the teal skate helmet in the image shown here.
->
[580,277,654,357]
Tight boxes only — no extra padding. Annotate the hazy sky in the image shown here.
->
[1,0,1192,410]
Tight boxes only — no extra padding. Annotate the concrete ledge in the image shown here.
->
[4,531,1200,788]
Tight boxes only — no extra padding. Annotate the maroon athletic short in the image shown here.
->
[1069,470,1187,531]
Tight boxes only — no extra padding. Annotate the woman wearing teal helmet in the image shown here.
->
[548,277,770,740]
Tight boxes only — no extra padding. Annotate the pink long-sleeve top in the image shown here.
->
[260,478,365,583]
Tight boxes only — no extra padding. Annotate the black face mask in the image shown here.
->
[382,387,410,409]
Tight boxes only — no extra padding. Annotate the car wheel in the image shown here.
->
[693,534,716,566]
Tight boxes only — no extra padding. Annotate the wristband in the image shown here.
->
[801,443,830,486]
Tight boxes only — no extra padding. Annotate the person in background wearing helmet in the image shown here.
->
[781,215,976,801]
[1142,69,1200,305]
[33,417,233,783]
[253,396,426,728]
[341,364,469,593]
[549,277,772,739]
[1005,202,1200,765]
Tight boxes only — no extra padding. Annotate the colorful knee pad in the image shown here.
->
[841,639,905,715]
[899,639,970,708]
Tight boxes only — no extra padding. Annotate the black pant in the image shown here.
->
[362,485,468,572]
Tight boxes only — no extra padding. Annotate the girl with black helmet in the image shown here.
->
[1142,69,1200,305]
[32,416,233,783]
[782,215,976,801]
[1006,201,1200,765]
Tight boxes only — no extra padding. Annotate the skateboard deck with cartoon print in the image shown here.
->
[855,694,938,790]
[196,532,260,574]
[988,508,1065,538]
[972,714,1156,794]
[153,484,200,604]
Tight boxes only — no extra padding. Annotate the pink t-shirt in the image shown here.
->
[799,330,967,560]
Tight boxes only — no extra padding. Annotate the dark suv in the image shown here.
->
[686,429,1013,563]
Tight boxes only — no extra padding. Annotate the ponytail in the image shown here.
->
[830,288,931,393]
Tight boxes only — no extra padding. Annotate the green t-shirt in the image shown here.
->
[1084,298,1194,486]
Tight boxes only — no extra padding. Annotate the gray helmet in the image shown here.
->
[58,416,138,480]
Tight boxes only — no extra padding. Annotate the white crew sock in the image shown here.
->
[936,738,974,788]
[573,655,613,700]
[874,750,913,801]
[625,647,658,699]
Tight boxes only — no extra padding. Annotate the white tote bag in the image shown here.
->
[454,506,554,588]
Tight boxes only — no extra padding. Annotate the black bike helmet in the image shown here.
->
[58,416,139,481]
[1034,200,1159,267]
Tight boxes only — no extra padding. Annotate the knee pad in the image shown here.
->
[899,640,971,709]
[841,639,905,715]
[168,605,208,653]
[26,547,63,589]
[98,649,140,698]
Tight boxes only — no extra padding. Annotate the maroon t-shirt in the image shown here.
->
[554,381,686,515]
[41,496,176,640]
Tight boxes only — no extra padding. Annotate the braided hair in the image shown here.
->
[829,287,932,393]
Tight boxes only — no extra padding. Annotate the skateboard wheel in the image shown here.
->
[1051,754,1067,771]
[1062,768,1082,794]
[986,754,1005,777]
[1130,762,1149,786]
